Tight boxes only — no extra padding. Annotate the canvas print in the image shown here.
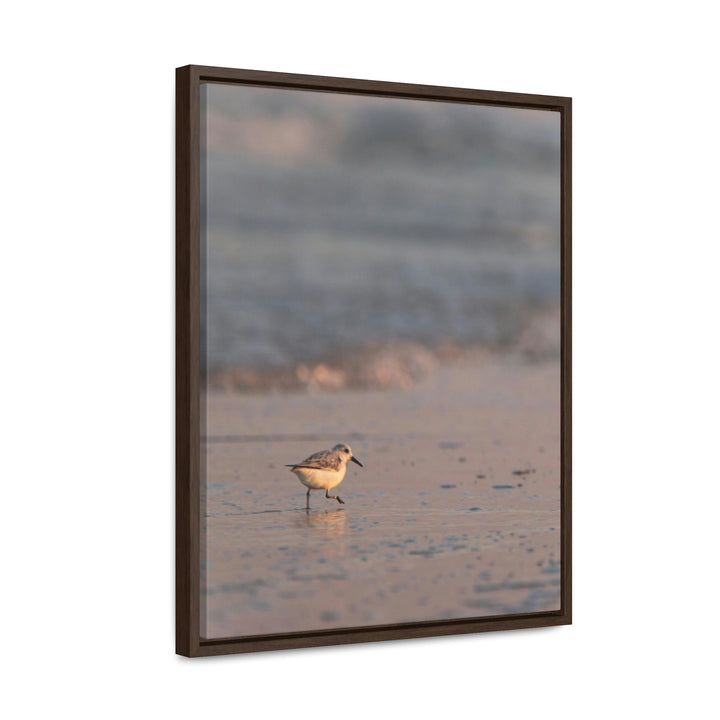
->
[199,82,562,639]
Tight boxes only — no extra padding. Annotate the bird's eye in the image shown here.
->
[344,448,350,453]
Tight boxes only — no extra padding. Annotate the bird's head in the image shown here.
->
[333,443,363,467]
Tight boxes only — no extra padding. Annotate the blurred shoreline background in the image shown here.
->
[201,84,560,393]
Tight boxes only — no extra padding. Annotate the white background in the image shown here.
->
[2,2,719,718]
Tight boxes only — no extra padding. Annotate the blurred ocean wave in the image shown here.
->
[208,304,560,394]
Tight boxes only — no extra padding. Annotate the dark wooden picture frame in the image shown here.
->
[176,64,571,657]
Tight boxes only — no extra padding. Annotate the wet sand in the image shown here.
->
[201,356,561,639]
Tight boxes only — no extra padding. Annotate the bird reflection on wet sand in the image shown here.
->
[296,508,347,539]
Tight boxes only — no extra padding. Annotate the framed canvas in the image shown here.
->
[176,65,571,657]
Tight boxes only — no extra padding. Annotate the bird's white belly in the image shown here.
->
[292,466,346,490]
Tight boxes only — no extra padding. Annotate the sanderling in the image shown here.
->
[286,443,363,508]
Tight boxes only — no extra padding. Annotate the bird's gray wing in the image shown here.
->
[288,449,341,471]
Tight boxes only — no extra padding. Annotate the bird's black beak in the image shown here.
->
[351,456,363,467]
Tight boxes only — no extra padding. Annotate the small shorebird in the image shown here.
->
[286,443,363,508]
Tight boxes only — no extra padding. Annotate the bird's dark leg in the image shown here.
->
[325,490,345,505]
[306,489,311,509]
